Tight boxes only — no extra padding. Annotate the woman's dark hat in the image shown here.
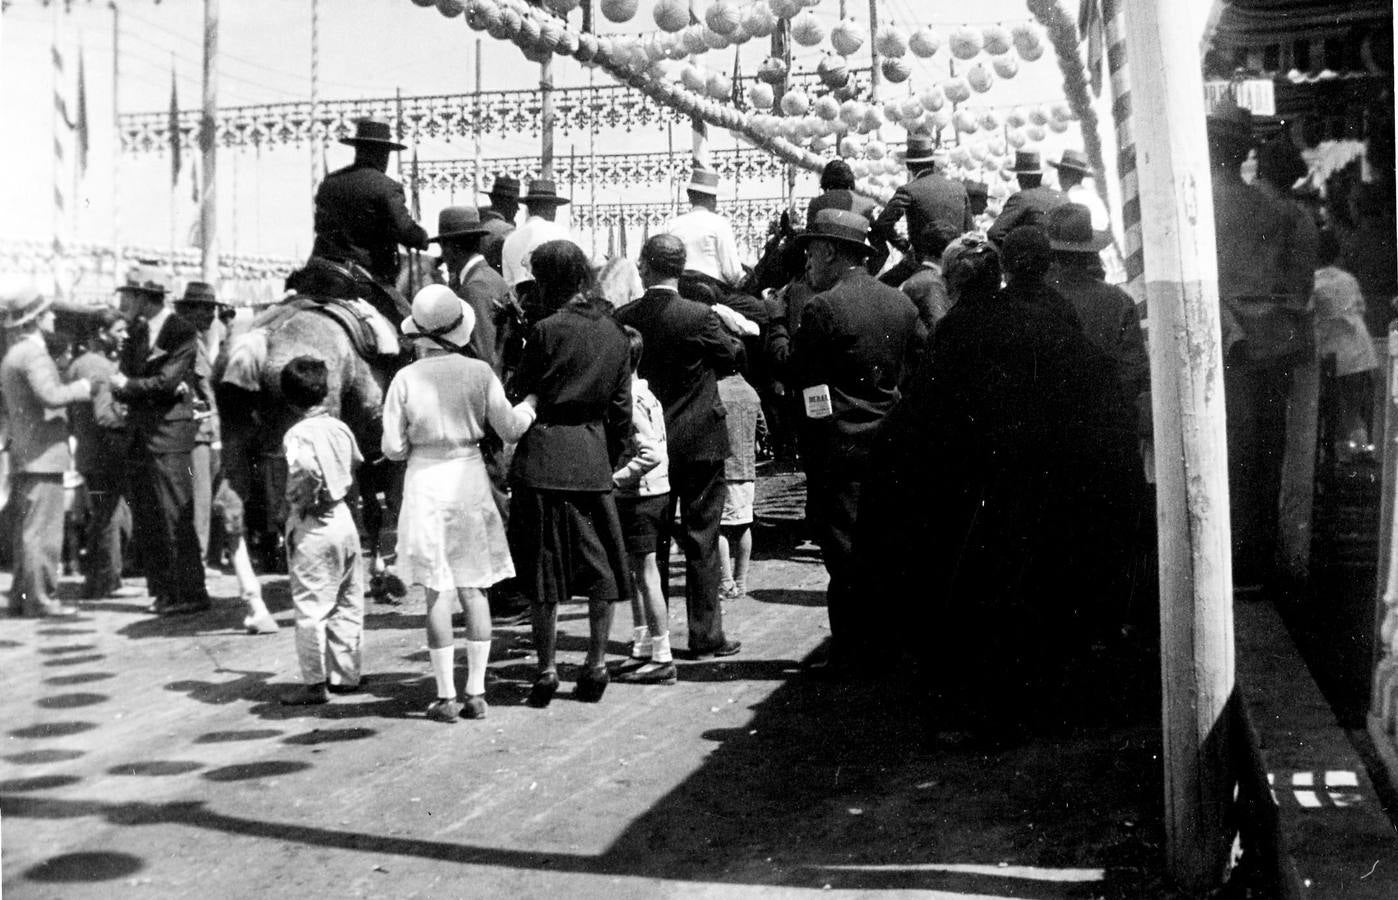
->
[430,206,492,243]
[794,209,876,256]
[1049,148,1093,177]
[176,281,218,305]
[339,118,407,151]
[522,178,570,206]
[1046,203,1111,253]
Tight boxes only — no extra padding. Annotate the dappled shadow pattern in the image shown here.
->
[201,760,312,782]
[38,644,98,655]
[747,587,825,607]
[10,721,98,739]
[36,692,109,710]
[281,727,377,746]
[42,653,105,668]
[5,748,85,765]
[0,774,82,792]
[108,760,205,777]
[44,671,115,687]
[193,729,285,744]
[24,851,144,883]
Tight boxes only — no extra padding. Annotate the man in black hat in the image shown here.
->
[988,150,1068,246]
[173,281,222,569]
[429,206,514,375]
[480,175,521,276]
[109,264,211,616]
[874,135,972,286]
[1207,99,1307,593]
[791,209,918,677]
[312,118,430,290]
[500,178,576,312]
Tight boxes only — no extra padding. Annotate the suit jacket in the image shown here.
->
[614,286,738,462]
[452,257,513,376]
[0,332,89,474]
[807,190,879,225]
[876,170,973,245]
[791,269,918,459]
[312,162,429,284]
[66,350,130,474]
[115,311,201,454]
[1046,260,1149,413]
[479,209,515,275]
[510,299,631,491]
[987,185,1069,245]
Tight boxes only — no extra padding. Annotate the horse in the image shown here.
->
[218,253,443,597]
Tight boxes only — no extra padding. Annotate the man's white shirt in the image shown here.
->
[664,207,744,285]
[500,216,575,288]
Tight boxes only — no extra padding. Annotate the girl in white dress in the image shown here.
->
[383,285,537,722]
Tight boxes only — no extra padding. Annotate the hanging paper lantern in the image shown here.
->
[967,142,988,162]
[538,16,564,49]
[574,30,599,62]
[521,41,551,64]
[1028,106,1049,125]
[706,70,733,100]
[861,105,884,133]
[950,145,972,166]
[1005,107,1027,128]
[813,94,842,121]
[780,89,810,116]
[747,82,776,109]
[838,99,866,126]
[978,109,1001,131]
[908,26,941,58]
[838,135,865,158]
[982,155,1001,172]
[518,13,542,44]
[467,1,500,31]
[1011,23,1042,53]
[931,108,953,132]
[1026,124,1047,142]
[491,6,521,38]
[757,56,788,84]
[966,62,994,93]
[744,4,776,38]
[681,25,708,55]
[1006,128,1027,148]
[652,0,689,32]
[702,27,730,49]
[808,134,833,153]
[982,25,1012,56]
[830,17,865,56]
[949,26,983,60]
[954,109,979,134]
[866,140,887,161]
[545,0,580,12]
[992,55,1019,79]
[874,24,909,58]
[1050,101,1073,122]
[1019,41,1044,62]
[942,76,971,103]
[706,0,742,36]
[912,88,942,115]
[1049,118,1070,134]
[768,0,802,18]
[681,64,707,92]
[817,53,849,88]
[899,96,924,120]
[437,0,465,18]
[791,10,825,47]
[881,57,911,84]
[599,0,638,23]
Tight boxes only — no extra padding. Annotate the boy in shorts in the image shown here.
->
[612,326,675,686]
[718,372,763,601]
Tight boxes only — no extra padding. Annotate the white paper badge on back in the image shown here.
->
[802,384,833,419]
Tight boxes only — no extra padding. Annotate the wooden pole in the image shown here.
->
[540,56,555,180]
[1121,0,1236,892]
[110,1,121,279]
[51,0,71,301]
[866,0,879,100]
[199,0,218,286]
[473,38,482,198]
[309,0,322,201]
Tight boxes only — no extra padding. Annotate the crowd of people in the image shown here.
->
[2,107,1391,743]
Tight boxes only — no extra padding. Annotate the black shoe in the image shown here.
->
[526,672,560,708]
[160,598,212,617]
[689,640,741,660]
[326,682,361,695]
[281,683,329,706]
[460,694,488,719]
[616,661,677,685]
[575,665,609,702]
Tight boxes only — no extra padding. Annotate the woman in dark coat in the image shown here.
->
[857,227,1141,745]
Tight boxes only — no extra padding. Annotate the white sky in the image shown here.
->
[0,0,1216,267]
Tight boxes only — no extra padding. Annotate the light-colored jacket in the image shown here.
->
[1,331,90,474]
[613,376,669,498]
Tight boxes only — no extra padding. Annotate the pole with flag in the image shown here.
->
[169,58,181,279]
[199,0,219,286]
[51,1,72,300]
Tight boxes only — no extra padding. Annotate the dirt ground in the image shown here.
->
[1,471,1177,899]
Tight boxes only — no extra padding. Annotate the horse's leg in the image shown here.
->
[358,458,405,603]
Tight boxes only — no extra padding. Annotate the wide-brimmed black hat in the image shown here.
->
[1010,150,1044,174]
[1207,99,1254,147]
[1050,148,1093,177]
[488,175,521,198]
[1046,203,1111,253]
[339,118,406,151]
[430,206,492,243]
[522,178,570,206]
[794,208,876,256]
[176,281,218,305]
[897,134,942,166]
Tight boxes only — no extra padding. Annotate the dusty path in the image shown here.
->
[2,472,1168,899]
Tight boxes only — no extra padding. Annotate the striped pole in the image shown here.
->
[309,0,322,202]
[1105,0,1144,301]
[199,0,219,286]
[52,0,72,301]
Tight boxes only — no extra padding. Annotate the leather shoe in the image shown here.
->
[160,598,212,617]
[575,665,609,702]
[425,697,462,722]
[689,640,741,660]
[526,672,560,708]
[460,694,488,719]
[616,661,677,685]
[281,683,329,706]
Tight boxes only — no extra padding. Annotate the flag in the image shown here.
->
[75,48,89,180]
[169,66,181,187]
[1079,0,1105,97]
[410,143,421,220]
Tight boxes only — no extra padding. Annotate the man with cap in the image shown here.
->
[173,281,222,569]
[109,263,211,616]
[1207,99,1307,593]
[0,282,98,616]
[791,209,918,677]
[312,118,430,290]
[480,174,521,275]
[664,168,746,301]
[873,135,973,287]
[499,178,575,312]
[987,150,1069,246]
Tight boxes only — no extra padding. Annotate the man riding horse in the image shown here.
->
[312,118,430,310]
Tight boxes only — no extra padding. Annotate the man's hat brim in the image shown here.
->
[523,193,570,205]
[793,230,875,256]
[1049,231,1112,253]
[430,226,492,243]
[339,136,408,151]
[1049,159,1093,176]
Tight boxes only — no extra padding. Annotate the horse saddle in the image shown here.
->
[289,296,401,359]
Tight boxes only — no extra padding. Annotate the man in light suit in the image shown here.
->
[614,234,742,659]
[1,284,96,616]
[110,264,211,616]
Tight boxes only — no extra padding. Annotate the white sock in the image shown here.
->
[650,630,673,664]
[631,625,651,658]
[429,646,456,700]
[464,639,491,697]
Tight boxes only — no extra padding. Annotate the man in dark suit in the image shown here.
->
[615,234,741,659]
[429,205,508,374]
[110,264,210,616]
[987,150,1068,246]
[479,175,520,276]
[312,118,429,288]
[792,210,919,676]
[874,134,973,286]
